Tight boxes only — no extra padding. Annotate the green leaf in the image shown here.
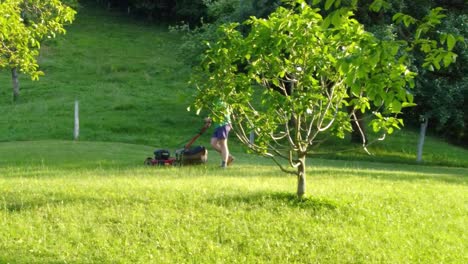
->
[369,0,382,12]
[402,102,417,108]
[403,16,412,27]
[443,53,452,67]
[331,11,342,26]
[334,0,342,8]
[340,62,349,74]
[421,43,431,53]
[446,34,456,51]
[392,100,402,113]
[433,60,441,70]
[272,78,280,87]
[392,13,403,22]
[406,93,414,103]
[312,0,322,5]
[439,33,447,44]
[415,29,422,40]
[325,0,335,10]
[322,15,332,29]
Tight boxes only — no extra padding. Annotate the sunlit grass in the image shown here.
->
[1,141,467,263]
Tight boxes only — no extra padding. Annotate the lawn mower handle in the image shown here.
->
[184,120,211,150]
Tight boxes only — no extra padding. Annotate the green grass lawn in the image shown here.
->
[0,3,467,263]
[1,141,467,263]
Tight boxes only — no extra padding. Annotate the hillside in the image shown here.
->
[0,5,202,148]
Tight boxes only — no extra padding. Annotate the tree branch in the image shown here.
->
[265,154,297,175]
[351,111,372,155]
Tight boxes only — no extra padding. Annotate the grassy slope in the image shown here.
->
[0,6,201,147]
[0,4,467,263]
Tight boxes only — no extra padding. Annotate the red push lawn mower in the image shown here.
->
[144,121,211,166]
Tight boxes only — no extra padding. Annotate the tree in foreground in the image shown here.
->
[0,0,76,101]
[192,0,462,198]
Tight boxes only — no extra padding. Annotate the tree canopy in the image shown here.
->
[192,0,423,197]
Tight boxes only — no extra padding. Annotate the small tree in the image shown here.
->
[193,0,461,198]
[193,0,418,198]
[0,0,76,101]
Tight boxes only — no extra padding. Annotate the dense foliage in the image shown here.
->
[407,7,467,145]
[171,0,466,145]
[350,0,467,144]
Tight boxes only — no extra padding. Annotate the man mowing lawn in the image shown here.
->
[206,100,234,168]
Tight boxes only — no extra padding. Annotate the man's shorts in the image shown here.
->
[212,124,231,140]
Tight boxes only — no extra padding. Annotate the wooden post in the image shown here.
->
[249,131,255,146]
[417,115,428,163]
[74,100,79,140]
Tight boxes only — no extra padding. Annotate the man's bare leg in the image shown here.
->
[211,138,229,167]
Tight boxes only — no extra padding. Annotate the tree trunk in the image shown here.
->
[11,68,20,102]
[417,116,429,163]
[296,154,306,198]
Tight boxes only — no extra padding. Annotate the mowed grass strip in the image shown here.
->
[1,141,466,263]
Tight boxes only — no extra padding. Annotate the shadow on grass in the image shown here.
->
[2,193,152,214]
[310,164,468,185]
[3,198,76,213]
[345,171,464,185]
[3,195,84,213]
[214,164,467,187]
[0,250,65,264]
[209,191,339,211]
